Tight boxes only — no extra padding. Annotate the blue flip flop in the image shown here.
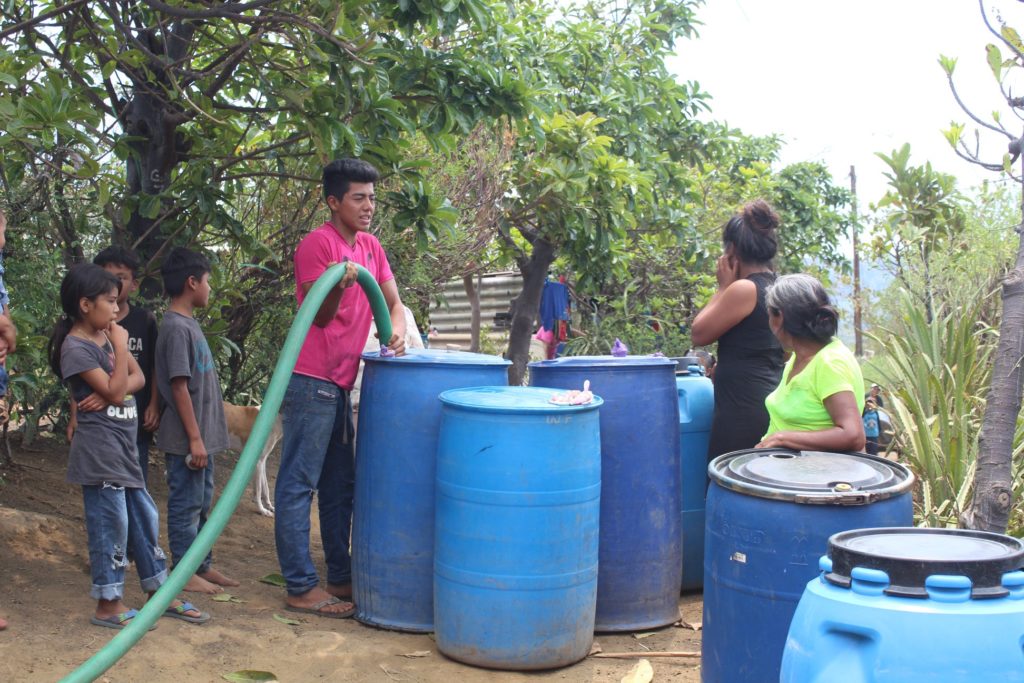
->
[163,601,211,624]
[90,609,156,631]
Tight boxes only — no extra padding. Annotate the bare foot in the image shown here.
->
[285,587,355,617]
[326,582,352,599]
[0,617,7,631]
[198,567,240,588]
[183,574,223,594]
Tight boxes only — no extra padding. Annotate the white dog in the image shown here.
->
[222,401,282,517]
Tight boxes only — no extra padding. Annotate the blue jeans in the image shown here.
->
[136,423,153,485]
[164,452,214,574]
[274,374,355,596]
[82,483,168,600]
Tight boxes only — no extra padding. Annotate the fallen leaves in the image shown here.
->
[258,573,287,587]
[221,671,277,682]
[272,613,301,626]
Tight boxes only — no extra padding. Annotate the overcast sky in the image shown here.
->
[670,0,1023,206]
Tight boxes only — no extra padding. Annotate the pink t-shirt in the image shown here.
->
[293,222,394,389]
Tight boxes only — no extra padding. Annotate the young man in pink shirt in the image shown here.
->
[275,159,407,618]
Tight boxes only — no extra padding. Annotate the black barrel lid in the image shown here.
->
[825,527,1024,599]
[669,356,701,375]
[708,448,914,505]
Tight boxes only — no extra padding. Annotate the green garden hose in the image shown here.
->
[59,263,392,683]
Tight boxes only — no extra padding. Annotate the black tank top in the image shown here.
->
[706,271,785,459]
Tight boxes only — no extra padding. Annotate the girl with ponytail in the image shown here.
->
[692,199,785,460]
[48,263,208,629]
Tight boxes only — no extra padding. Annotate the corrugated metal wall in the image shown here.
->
[428,271,522,349]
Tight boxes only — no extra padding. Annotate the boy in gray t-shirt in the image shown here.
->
[154,247,237,595]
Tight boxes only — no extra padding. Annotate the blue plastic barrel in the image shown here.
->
[352,349,510,632]
[434,386,602,669]
[783,528,1024,682]
[702,449,914,683]
[673,357,714,591]
[529,356,681,631]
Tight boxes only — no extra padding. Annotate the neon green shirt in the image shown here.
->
[763,338,864,437]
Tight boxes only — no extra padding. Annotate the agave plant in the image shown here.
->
[869,290,993,527]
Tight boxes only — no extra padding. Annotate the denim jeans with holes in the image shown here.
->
[274,373,355,596]
[82,483,168,601]
[164,452,214,574]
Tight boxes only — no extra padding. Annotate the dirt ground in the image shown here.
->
[0,434,703,683]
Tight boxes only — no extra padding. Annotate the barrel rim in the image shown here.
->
[439,385,604,413]
[708,448,915,504]
[362,348,511,366]
[529,355,677,368]
[825,527,1024,599]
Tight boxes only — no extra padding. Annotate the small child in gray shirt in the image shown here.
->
[155,247,236,595]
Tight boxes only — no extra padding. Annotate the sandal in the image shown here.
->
[90,609,157,631]
[285,596,355,619]
[163,601,211,624]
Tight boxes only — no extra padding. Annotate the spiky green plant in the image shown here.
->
[869,290,993,527]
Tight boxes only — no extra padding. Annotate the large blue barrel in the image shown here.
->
[434,386,602,669]
[673,357,714,591]
[529,356,681,631]
[352,349,510,632]
[783,528,1024,682]
[702,449,914,683]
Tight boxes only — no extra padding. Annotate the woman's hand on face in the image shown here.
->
[716,253,740,289]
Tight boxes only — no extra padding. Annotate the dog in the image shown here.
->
[223,401,282,517]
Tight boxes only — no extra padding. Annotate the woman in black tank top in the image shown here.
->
[691,200,785,460]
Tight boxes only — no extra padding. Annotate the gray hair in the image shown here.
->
[765,273,838,344]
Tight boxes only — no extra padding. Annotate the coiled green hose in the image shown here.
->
[59,263,392,683]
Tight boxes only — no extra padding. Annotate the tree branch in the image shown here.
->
[496,223,528,271]
[0,0,90,40]
[138,0,277,20]
[214,132,310,174]
[218,171,318,183]
[947,74,1014,140]
[980,0,1024,63]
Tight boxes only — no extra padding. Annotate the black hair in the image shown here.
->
[322,158,380,203]
[47,263,121,378]
[765,273,839,345]
[93,245,141,277]
[161,247,211,298]
[722,199,779,265]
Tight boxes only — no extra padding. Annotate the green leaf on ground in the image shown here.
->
[258,572,287,587]
[212,593,245,603]
[221,671,278,682]
[272,613,302,626]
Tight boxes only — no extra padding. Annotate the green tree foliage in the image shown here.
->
[869,144,965,323]
[492,0,714,382]
[0,0,535,428]
[939,3,1024,532]
[0,0,532,271]
[567,133,852,359]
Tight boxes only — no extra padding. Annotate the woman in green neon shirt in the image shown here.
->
[756,274,866,452]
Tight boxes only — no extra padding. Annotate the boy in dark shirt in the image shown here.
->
[155,247,237,594]
[77,246,161,483]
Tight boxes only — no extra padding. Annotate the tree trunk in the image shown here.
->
[506,239,556,386]
[123,23,195,294]
[464,274,481,353]
[964,213,1024,532]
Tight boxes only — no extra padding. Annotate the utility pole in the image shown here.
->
[850,165,863,356]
